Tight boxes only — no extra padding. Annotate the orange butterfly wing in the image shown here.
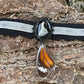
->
[40,47,54,67]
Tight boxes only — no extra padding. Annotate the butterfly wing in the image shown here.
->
[36,45,55,78]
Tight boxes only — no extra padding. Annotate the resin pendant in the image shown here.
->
[36,44,56,78]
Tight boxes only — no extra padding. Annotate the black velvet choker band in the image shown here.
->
[0,18,84,41]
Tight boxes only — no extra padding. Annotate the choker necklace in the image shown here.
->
[0,17,84,41]
[0,17,84,78]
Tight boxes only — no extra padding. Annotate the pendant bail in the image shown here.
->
[34,17,53,43]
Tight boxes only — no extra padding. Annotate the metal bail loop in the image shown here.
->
[34,17,53,43]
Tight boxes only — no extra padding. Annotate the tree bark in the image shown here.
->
[0,0,84,84]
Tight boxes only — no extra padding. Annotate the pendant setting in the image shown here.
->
[36,44,56,78]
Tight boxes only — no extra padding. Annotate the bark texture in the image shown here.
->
[0,0,84,84]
